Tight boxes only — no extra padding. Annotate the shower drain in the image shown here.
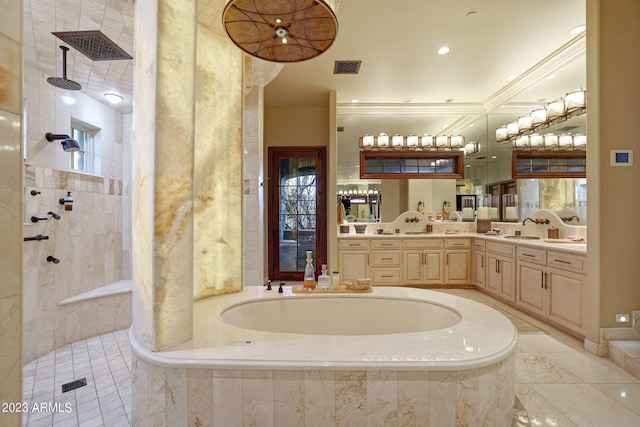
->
[61,377,87,393]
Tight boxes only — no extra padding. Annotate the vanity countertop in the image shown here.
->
[338,232,587,254]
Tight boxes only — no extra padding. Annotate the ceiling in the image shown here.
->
[23,0,586,167]
[262,0,586,182]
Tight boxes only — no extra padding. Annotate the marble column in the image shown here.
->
[133,0,244,351]
[132,0,197,351]
[0,0,23,425]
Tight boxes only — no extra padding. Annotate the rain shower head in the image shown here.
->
[47,46,82,91]
[45,132,80,152]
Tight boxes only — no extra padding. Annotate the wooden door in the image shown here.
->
[268,147,327,281]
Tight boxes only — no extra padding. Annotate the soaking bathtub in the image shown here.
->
[130,286,517,426]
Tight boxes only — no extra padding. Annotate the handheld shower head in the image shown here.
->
[45,133,80,152]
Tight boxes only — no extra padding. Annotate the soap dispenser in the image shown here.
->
[318,264,331,290]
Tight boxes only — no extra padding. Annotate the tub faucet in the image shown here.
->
[522,217,550,225]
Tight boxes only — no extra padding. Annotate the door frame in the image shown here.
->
[267,146,327,281]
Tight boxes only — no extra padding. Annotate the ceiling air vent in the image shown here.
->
[53,30,133,61]
[334,60,361,75]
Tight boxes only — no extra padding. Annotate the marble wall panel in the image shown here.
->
[193,22,243,298]
[212,369,243,426]
[304,370,336,427]
[132,355,516,426]
[274,370,305,426]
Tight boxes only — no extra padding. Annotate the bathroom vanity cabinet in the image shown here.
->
[339,239,370,283]
[485,242,516,302]
[370,239,402,285]
[473,240,486,289]
[338,236,471,286]
[444,239,471,284]
[516,246,586,335]
[403,239,444,285]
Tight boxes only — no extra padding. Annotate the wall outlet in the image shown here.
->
[616,314,630,323]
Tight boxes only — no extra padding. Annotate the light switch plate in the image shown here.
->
[610,150,633,166]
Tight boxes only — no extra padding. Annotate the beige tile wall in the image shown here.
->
[0,1,23,425]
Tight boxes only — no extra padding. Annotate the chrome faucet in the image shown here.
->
[522,217,550,225]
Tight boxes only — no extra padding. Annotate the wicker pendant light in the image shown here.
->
[222,0,338,63]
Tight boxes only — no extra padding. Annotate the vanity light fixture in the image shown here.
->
[222,0,338,63]
[464,141,480,158]
[359,132,464,151]
[495,89,587,148]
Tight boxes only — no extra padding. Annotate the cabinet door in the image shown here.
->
[486,255,501,296]
[474,251,485,288]
[403,251,424,284]
[517,262,546,316]
[424,251,443,284]
[499,257,516,302]
[445,251,470,284]
[340,251,369,282]
[547,268,584,334]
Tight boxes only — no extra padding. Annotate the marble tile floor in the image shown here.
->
[21,289,640,427]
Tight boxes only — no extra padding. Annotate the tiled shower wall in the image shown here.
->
[0,0,24,424]
[22,57,132,362]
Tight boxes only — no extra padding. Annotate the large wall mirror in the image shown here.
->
[336,47,586,224]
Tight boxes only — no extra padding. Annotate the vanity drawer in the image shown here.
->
[339,239,370,250]
[371,251,401,266]
[474,240,486,251]
[404,239,443,250]
[547,251,585,273]
[446,238,471,249]
[486,242,515,257]
[372,268,402,284]
[517,246,546,265]
[372,239,401,249]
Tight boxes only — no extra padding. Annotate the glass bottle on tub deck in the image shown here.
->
[318,264,331,290]
[303,250,316,290]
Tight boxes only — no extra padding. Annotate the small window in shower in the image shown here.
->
[70,120,100,174]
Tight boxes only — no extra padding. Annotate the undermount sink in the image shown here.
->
[504,235,541,240]
[404,231,428,235]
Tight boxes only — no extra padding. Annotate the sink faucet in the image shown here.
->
[522,217,550,225]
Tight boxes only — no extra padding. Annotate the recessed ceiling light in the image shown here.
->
[437,46,450,55]
[569,25,586,35]
[350,98,359,103]
[104,92,124,104]
[491,155,497,159]
[275,18,282,24]
[506,74,518,81]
